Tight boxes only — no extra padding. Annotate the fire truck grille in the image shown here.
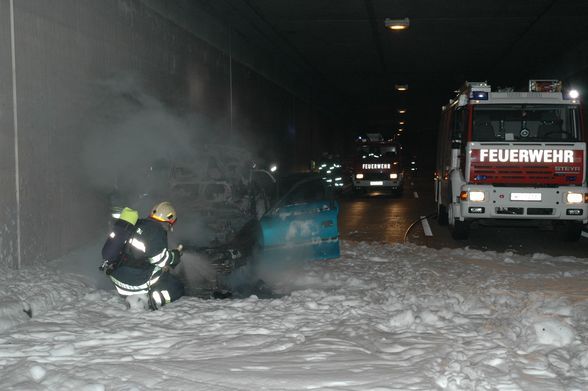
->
[527,208,554,215]
[495,207,554,216]
[495,207,524,215]
[471,164,562,184]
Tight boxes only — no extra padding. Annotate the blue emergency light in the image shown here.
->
[470,91,489,100]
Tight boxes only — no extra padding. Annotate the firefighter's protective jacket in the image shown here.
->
[109,218,180,296]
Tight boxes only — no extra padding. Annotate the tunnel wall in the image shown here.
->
[0,0,19,268]
[0,0,342,268]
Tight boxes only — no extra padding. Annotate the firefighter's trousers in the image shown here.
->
[109,266,184,307]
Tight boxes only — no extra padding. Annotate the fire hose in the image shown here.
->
[403,212,438,243]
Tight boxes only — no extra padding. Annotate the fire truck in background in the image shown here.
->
[435,80,588,240]
[352,133,404,194]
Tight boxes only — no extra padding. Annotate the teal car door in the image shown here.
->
[259,177,340,261]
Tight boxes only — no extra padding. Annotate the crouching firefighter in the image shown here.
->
[101,201,184,310]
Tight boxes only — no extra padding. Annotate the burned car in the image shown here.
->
[259,173,340,261]
[184,172,340,296]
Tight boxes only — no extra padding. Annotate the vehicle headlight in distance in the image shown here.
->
[390,173,398,179]
[469,191,485,202]
[566,192,584,204]
[356,173,364,179]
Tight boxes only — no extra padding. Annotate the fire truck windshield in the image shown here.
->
[356,145,397,160]
[472,105,581,142]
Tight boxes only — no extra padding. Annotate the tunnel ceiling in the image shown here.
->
[196,0,588,141]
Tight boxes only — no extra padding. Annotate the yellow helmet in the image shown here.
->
[149,201,177,225]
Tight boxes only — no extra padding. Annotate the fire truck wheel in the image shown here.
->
[451,219,470,240]
[559,221,583,242]
[437,204,449,226]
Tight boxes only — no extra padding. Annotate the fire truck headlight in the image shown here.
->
[390,173,398,179]
[356,173,364,179]
[469,191,485,202]
[565,192,584,204]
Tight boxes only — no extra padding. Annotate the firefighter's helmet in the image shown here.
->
[149,201,177,225]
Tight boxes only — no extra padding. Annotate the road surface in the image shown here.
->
[338,174,588,258]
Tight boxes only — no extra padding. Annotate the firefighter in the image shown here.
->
[108,201,184,310]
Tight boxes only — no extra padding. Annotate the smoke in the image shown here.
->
[81,74,256,240]
[79,74,274,295]
[49,240,113,291]
[169,219,216,249]
[81,74,215,212]
[208,247,320,299]
[172,252,217,297]
[252,253,315,295]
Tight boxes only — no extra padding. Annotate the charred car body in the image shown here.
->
[186,172,341,296]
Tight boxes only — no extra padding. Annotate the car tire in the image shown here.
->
[451,219,470,240]
[437,204,449,226]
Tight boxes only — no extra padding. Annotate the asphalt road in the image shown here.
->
[338,174,588,258]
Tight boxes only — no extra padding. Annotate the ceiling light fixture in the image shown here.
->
[398,109,407,114]
[395,84,408,91]
[568,89,580,99]
[399,121,405,125]
[385,17,410,31]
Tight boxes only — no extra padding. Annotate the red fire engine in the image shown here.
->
[435,80,587,240]
[352,133,404,194]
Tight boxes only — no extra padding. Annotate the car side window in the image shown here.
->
[283,179,326,205]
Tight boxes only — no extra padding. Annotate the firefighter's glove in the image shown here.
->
[170,249,182,269]
[99,260,115,275]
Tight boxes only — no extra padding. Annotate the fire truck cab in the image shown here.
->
[435,80,587,240]
[352,133,404,194]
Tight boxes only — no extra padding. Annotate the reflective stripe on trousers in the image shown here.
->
[150,289,172,308]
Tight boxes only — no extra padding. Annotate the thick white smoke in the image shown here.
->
[78,74,261,293]
[81,75,213,211]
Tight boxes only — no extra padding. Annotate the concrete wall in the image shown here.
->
[0,0,18,268]
[0,0,342,268]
